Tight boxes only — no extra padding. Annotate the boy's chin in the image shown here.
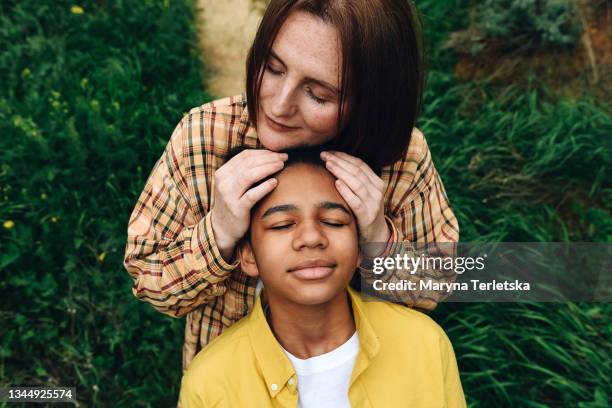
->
[284,284,348,307]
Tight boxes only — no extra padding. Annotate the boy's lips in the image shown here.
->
[288,259,336,280]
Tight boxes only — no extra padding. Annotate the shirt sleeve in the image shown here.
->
[360,128,460,311]
[123,117,238,317]
[439,328,467,408]
[179,371,205,408]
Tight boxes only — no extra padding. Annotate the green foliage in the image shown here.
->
[432,302,611,407]
[0,0,209,406]
[417,0,473,70]
[0,0,610,407]
[420,8,611,404]
[478,0,582,50]
[422,75,611,242]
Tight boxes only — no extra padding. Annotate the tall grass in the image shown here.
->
[1,0,209,406]
[419,1,611,406]
[0,0,610,406]
[422,75,611,242]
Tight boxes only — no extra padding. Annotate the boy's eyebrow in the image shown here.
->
[318,201,351,215]
[261,204,298,218]
[261,201,351,218]
[269,50,339,95]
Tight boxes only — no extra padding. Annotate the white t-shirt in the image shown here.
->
[282,332,359,408]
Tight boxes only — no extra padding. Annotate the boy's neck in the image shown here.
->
[264,289,356,360]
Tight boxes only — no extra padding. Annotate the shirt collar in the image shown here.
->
[246,286,380,399]
[348,287,380,361]
[246,293,296,399]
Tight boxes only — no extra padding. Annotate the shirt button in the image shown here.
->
[271,384,278,391]
[288,379,294,385]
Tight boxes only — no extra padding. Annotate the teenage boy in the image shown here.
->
[180,148,465,407]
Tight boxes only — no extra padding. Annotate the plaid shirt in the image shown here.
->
[124,94,459,371]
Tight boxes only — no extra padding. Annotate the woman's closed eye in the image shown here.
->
[305,86,327,105]
[265,64,283,76]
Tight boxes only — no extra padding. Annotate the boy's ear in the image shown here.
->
[238,239,259,278]
[356,243,363,269]
[356,251,363,269]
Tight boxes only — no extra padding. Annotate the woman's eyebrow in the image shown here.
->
[269,50,287,67]
[318,201,351,215]
[269,50,339,95]
[261,204,298,218]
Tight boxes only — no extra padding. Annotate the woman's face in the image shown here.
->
[256,11,342,151]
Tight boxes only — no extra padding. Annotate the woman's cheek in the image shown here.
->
[258,76,275,103]
[304,106,339,138]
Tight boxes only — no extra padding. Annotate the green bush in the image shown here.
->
[478,0,582,50]
[0,0,209,406]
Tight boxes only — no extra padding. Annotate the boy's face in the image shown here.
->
[240,163,360,306]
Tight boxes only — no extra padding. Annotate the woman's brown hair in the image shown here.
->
[246,0,425,171]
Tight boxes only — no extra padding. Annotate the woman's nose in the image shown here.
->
[292,222,328,250]
[270,80,297,118]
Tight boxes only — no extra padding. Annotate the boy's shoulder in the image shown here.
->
[361,297,449,345]
[183,315,252,381]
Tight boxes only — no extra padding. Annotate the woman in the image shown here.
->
[124,0,459,372]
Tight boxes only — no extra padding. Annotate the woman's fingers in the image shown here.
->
[240,178,278,209]
[321,151,388,240]
[321,151,383,189]
[224,149,287,173]
[211,149,286,249]
[235,161,284,194]
[324,158,377,203]
[334,179,365,215]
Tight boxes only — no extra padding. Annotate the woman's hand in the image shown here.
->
[210,149,288,261]
[320,151,391,257]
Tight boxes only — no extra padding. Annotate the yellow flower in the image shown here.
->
[71,5,84,14]
[3,220,15,229]
[98,252,107,263]
[51,216,59,223]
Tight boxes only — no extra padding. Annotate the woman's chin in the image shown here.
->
[257,128,297,151]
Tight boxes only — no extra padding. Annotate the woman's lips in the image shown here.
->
[265,114,299,132]
[288,260,336,280]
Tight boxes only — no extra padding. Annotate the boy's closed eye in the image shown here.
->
[267,219,349,230]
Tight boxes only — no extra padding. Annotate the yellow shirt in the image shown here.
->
[180,287,466,408]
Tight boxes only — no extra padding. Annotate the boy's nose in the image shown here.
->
[292,222,328,250]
